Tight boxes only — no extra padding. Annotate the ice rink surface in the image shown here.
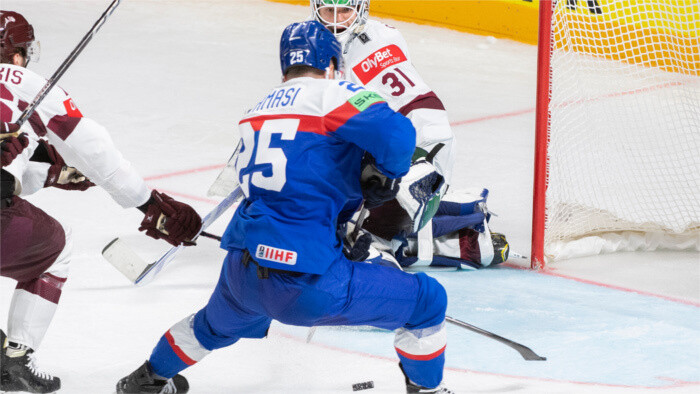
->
[1,1,698,393]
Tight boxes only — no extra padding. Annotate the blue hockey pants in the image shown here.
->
[149,249,447,388]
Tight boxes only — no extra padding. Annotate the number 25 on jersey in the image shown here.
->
[235,118,298,196]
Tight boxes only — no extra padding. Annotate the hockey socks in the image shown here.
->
[149,315,211,379]
[394,323,447,389]
[393,273,447,388]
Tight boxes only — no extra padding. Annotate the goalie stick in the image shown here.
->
[102,186,243,285]
[16,0,122,127]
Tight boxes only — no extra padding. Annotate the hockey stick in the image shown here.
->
[16,0,122,127]
[102,186,243,285]
[200,231,222,241]
[445,316,546,361]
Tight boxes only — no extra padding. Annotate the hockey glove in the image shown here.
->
[35,140,95,191]
[343,232,373,262]
[0,123,28,167]
[360,163,401,210]
[138,190,202,247]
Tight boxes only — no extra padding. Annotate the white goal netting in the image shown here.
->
[543,0,700,261]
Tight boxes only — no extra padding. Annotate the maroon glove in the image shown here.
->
[138,190,202,247]
[1,123,28,167]
[39,140,95,191]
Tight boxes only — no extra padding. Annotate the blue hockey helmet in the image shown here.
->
[279,20,344,77]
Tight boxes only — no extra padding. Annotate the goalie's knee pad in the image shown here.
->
[406,273,447,330]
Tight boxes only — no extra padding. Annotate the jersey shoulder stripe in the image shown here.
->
[240,83,386,136]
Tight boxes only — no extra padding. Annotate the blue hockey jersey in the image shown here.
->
[221,77,415,274]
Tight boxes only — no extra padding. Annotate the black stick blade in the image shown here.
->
[446,316,546,361]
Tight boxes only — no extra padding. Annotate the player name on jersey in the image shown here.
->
[250,86,302,113]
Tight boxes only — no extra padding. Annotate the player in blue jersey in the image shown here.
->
[116,21,453,394]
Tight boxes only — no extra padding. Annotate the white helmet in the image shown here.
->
[310,0,370,42]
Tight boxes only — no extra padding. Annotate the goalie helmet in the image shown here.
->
[0,10,39,65]
[310,0,370,41]
[280,20,344,77]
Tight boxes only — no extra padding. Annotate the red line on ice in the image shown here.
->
[143,164,224,181]
[273,329,699,390]
[448,81,683,127]
[503,263,700,307]
[146,187,221,205]
[450,107,535,126]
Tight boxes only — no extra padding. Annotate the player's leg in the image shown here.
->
[393,272,449,392]
[270,257,449,391]
[117,250,271,393]
[347,263,447,391]
[0,197,68,393]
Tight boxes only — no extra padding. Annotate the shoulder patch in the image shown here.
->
[348,91,385,112]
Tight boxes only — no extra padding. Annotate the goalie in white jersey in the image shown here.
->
[0,10,202,393]
[310,0,510,270]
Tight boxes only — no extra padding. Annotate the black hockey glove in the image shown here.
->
[343,232,373,262]
[360,158,401,210]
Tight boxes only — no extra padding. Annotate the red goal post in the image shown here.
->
[531,0,699,269]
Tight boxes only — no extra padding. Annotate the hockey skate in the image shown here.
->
[400,363,455,394]
[406,381,456,394]
[116,361,189,394]
[490,232,510,265]
[0,340,60,394]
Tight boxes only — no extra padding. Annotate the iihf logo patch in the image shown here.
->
[255,244,297,265]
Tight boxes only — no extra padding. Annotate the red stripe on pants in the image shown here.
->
[15,273,67,304]
[395,345,446,361]
[165,330,197,366]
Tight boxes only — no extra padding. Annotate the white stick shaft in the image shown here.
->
[134,186,243,285]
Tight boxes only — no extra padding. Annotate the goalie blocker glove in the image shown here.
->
[138,190,202,247]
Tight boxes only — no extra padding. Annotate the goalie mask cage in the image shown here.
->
[531,0,700,269]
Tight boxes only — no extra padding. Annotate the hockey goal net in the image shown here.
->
[531,0,700,268]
